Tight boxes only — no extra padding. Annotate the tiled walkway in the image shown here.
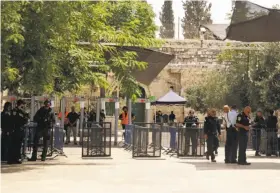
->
[1,147,280,193]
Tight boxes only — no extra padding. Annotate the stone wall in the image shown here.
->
[147,39,264,121]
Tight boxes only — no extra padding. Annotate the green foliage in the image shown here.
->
[181,1,212,39]
[186,43,280,111]
[159,1,174,38]
[185,71,228,113]
[1,1,159,97]
[218,43,280,110]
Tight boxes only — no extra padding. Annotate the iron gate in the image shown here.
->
[178,127,205,157]
[132,123,162,158]
[81,122,111,157]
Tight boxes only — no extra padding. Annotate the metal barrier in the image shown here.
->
[132,123,162,158]
[248,128,279,157]
[81,122,111,157]
[161,124,178,156]
[22,122,55,160]
[177,126,205,157]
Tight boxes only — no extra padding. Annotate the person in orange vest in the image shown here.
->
[58,108,69,142]
[119,106,135,138]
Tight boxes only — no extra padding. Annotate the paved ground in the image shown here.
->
[1,147,280,193]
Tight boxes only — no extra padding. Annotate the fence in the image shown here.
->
[81,122,111,157]
[22,122,55,160]
[132,123,162,158]
[177,127,205,157]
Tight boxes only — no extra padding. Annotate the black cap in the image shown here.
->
[44,99,51,105]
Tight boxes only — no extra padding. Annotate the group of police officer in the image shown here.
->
[185,105,278,165]
[1,99,55,164]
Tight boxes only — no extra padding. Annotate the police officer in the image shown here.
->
[29,100,55,161]
[204,108,219,162]
[213,110,221,155]
[1,102,13,162]
[225,105,238,164]
[8,100,29,164]
[252,109,266,156]
[184,110,199,155]
[236,106,251,165]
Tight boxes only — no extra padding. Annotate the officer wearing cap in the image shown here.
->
[236,106,251,165]
[29,100,55,161]
[203,108,219,162]
[8,100,29,164]
[184,110,199,155]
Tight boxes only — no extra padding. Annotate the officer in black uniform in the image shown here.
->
[1,102,13,162]
[236,106,251,165]
[213,111,221,155]
[204,108,219,162]
[8,100,29,164]
[184,110,199,155]
[29,100,55,161]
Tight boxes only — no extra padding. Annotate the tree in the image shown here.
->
[185,71,228,113]
[1,1,159,97]
[217,43,280,111]
[159,1,174,38]
[181,1,212,39]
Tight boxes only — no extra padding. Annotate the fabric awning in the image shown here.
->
[225,1,280,42]
[152,89,186,105]
[114,46,175,85]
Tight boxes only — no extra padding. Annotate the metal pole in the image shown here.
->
[101,98,106,115]
[31,96,35,121]
[114,99,119,146]
[80,99,84,144]
[96,98,100,122]
[61,97,65,129]
[145,101,151,123]
[178,17,180,39]
[127,98,132,124]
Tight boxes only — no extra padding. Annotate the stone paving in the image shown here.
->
[1,147,280,193]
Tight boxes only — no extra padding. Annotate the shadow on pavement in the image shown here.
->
[247,155,280,159]
[179,161,280,170]
[1,162,112,174]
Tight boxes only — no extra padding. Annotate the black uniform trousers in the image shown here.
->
[206,134,217,160]
[186,130,198,155]
[31,127,49,159]
[238,131,248,163]
[225,127,238,162]
[8,130,24,162]
[1,131,10,161]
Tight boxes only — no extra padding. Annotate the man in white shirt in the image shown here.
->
[225,105,239,164]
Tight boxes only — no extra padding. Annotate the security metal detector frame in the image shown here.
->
[127,98,151,124]
[96,98,119,146]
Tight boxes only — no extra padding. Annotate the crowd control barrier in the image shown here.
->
[248,128,279,157]
[22,122,55,160]
[81,122,112,158]
[132,123,162,158]
[161,124,178,156]
[177,126,205,157]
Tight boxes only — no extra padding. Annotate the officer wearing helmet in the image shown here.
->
[29,99,55,161]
